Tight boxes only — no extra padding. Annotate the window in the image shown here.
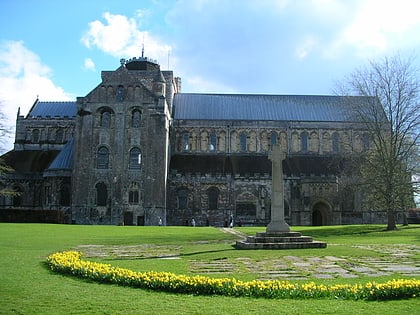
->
[129,147,142,169]
[209,132,216,151]
[362,133,370,151]
[129,191,139,204]
[101,111,111,128]
[132,110,141,128]
[96,182,107,206]
[32,129,40,143]
[117,86,124,102]
[301,132,308,153]
[240,132,247,151]
[128,182,140,204]
[12,186,23,207]
[332,132,340,153]
[55,129,64,143]
[97,146,109,169]
[270,132,277,150]
[183,132,189,151]
[207,187,219,210]
[177,188,188,209]
[44,185,51,205]
[60,184,71,206]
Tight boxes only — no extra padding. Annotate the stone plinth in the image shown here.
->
[235,144,327,250]
[235,231,327,250]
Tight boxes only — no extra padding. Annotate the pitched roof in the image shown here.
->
[45,138,74,171]
[173,93,375,122]
[27,101,77,118]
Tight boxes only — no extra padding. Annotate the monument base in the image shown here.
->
[235,231,327,250]
[266,220,290,233]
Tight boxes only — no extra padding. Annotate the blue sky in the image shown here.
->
[1,0,420,152]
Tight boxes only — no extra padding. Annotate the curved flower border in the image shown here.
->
[47,251,419,301]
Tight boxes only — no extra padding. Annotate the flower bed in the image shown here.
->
[46,251,419,301]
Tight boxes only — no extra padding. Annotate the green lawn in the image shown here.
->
[0,223,419,314]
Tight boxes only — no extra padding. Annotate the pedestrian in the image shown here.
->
[191,218,196,227]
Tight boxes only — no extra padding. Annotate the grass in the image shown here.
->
[0,223,419,314]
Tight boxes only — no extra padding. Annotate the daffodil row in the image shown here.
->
[46,251,419,301]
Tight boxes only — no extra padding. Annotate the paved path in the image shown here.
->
[76,229,420,280]
[217,228,420,280]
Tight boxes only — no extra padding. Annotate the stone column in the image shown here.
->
[266,143,290,232]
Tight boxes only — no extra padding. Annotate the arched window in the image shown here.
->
[97,146,109,169]
[101,111,111,128]
[55,129,64,143]
[128,182,140,204]
[270,132,277,150]
[332,132,340,153]
[207,187,219,210]
[60,184,71,206]
[117,85,124,102]
[96,182,107,206]
[12,186,23,207]
[183,132,189,151]
[129,147,142,169]
[177,188,188,209]
[129,191,139,204]
[362,133,370,151]
[301,132,308,153]
[132,110,141,128]
[209,132,217,151]
[32,129,40,143]
[240,132,247,151]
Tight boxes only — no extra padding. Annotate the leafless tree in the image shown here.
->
[336,53,420,230]
[0,101,17,197]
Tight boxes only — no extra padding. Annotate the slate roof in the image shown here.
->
[46,138,74,171]
[27,101,77,118]
[1,150,59,173]
[173,93,376,122]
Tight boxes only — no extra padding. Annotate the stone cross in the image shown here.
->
[266,143,290,232]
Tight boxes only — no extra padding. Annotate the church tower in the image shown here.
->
[71,56,180,225]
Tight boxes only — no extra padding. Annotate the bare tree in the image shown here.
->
[0,101,13,153]
[0,101,17,197]
[336,54,420,230]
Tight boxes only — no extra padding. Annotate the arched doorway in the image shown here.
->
[311,201,330,226]
[235,192,258,225]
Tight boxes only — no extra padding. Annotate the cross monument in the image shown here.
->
[266,143,290,232]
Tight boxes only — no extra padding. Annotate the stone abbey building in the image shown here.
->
[0,57,386,226]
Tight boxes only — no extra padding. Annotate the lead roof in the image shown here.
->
[27,101,77,118]
[173,93,375,122]
[25,94,377,123]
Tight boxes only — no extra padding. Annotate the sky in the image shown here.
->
[1,0,420,153]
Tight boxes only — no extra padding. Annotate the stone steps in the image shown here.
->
[235,231,327,250]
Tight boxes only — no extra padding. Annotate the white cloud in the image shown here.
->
[83,58,96,71]
[0,40,72,152]
[296,36,318,59]
[183,74,238,94]
[81,12,171,65]
[325,0,420,58]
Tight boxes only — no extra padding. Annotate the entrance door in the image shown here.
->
[312,209,323,226]
[123,211,133,226]
[311,201,330,226]
[137,215,145,226]
[236,202,256,225]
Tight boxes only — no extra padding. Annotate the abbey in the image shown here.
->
[0,57,386,226]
